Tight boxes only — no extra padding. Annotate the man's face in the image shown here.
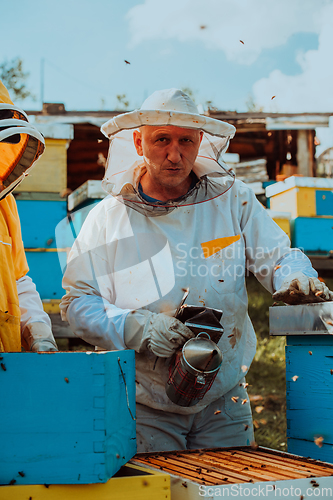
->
[133,125,202,200]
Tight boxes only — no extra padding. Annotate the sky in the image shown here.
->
[1,0,333,152]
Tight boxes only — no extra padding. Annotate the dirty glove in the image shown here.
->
[124,309,195,357]
[22,322,58,352]
[273,272,333,305]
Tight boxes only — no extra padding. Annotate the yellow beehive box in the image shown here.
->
[265,176,333,219]
[42,299,61,314]
[16,123,73,193]
[0,464,170,500]
[266,209,291,239]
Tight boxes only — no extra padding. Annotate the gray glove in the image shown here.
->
[273,272,333,305]
[22,322,58,352]
[124,309,194,357]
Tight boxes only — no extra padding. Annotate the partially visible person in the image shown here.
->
[0,79,57,352]
[60,89,332,452]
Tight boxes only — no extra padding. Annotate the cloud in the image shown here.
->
[127,0,327,65]
[252,2,333,112]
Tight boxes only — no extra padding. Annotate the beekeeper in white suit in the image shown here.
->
[61,89,332,452]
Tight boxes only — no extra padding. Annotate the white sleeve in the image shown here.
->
[60,216,132,349]
[239,184,316,293]
[66,295,131,350]
[16,274,52,332]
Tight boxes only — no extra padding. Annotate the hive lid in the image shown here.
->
[269,302,333,336]
[266,176,333,198]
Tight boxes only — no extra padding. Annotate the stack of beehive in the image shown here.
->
[14,123,73,310]
[266,176,333,255]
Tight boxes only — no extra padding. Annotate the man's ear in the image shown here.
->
[133,129,143,156]
[199,131,203,144]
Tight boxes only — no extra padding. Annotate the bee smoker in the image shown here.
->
[166,306,224,407]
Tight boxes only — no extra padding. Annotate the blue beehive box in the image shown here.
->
[15,198,68,300]
[286,334,333,463]
[0,350,136,485]
[290,217,333,255]
[270,303,333,463]
[16,199,67,249]
[25,251,65,299]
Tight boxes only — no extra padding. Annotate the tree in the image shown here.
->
[181,87,196,103]
[0,57,35,101]
[116,94,129,111]
[245,93,264,112]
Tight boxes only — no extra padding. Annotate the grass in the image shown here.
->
[246,274,287,451]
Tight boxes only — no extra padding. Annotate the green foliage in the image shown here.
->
[0,57,35,101]
[246,274,287,451]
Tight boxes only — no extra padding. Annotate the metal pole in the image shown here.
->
[40,58,45,107]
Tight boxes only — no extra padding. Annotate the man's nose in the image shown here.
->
[167,142,182,163]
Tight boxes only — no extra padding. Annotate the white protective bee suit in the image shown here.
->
[61,89,323,451]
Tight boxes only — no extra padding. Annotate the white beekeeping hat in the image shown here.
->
[100,89,236,215]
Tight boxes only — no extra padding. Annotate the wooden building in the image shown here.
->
[26,103,332,194]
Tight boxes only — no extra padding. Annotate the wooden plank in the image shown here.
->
[16,138,68,193]
[180,452,287,482]
[286,344,333,446]
[204,451,313,481]
[316,190,333,216]
[68,180,106,211]
[15,192,65,201]
[291,217,333,254]
[226,450,331,477]
[16,199,67,249]
[133,456,217,485]
[0,464,170,500]
[287,335,333,346]
[162,453,260,483]
[287,409,333,443]
[250,449,333,474]
[42,300,61,314]
[288,438,333,464]
[25,251,64,299]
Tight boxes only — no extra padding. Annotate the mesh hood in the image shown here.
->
[101,89,236,216]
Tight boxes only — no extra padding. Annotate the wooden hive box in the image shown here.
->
[266,209,291,238]
[15,196,68,300]
[270,302,333,463]
[266,176,333,219]
[0,464,170,500]
[0,350,136,485]
[132,447,333,499]
[23,250,65,299]
[15,123,73,193]
[67,180,106,212]
[290,217,333,255]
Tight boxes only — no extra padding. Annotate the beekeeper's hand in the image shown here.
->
[22,322,58,352]
[273,272,333,305]
[124,309,195,357]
